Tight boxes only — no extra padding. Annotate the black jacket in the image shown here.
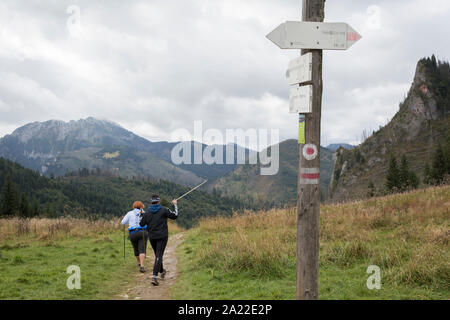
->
[139,205,178,240]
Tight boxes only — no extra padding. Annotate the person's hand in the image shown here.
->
[172,199,177,205]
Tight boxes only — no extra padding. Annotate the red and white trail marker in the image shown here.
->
[302,144,318,161]
[300,168,320,185]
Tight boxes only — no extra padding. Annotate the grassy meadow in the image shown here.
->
[0,186,448,300]
[172,185,450,300]
[0,217,183,299]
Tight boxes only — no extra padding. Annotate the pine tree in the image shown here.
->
[19,193,30,218]
[399,155,410,190]
[425,163,434,184]
[1,175,19,216]
[431,54,438,72]
[31,198,40,217]
[385,155,400,192]
[45,203,52,218]
[431,144,447,184]
[398,154,419,191]
[408,170,420,189]
[367,181,375,198]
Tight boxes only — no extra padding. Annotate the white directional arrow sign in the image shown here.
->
[267,21,361,50]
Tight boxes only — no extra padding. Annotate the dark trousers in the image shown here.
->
[150,237,168,276]
[129,230,148,257]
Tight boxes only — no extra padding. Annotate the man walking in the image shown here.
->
[140,194,178,286]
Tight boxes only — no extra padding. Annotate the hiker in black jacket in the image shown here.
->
[140,194,178,286]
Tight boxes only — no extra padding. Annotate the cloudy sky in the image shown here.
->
[0,0,449,148]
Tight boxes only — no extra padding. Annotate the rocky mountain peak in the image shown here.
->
[391,56,450,143]
[0,117,206,185]
[9,118,125,144]
[329,56,449,202]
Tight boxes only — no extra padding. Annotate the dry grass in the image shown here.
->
[197,208,296,276]
[0,215,185,300]
[0,217,121,242]
[194,185,450,287]
[0,217,185,242]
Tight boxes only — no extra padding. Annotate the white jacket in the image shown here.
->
[121,208,145,231]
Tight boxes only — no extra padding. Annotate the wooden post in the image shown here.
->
[296,0,325,300]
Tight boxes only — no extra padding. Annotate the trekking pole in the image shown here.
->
[140,209,146,267]
[123,225,126,260]
[142,209,145,250]
[175,180,208,201]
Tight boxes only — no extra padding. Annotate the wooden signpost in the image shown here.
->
[266,0,361,300]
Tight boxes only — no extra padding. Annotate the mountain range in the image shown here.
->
[0,118,251,187]
[0,117,336,202]
[326,143,355,153]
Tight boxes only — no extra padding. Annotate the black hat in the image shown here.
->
[151,194,160,204]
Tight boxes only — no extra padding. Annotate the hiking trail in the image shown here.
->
[116,232,185,300]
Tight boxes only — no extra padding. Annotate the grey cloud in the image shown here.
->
[0,0,448,148]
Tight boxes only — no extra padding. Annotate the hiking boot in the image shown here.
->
[160,269,166,279]
[139,266,146,273]
[151,276,159,286]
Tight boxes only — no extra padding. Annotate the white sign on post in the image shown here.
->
[267,21,361,50]
[287,52,312,85]
[290,85,313,113]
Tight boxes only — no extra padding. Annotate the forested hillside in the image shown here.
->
[0,157,246,228]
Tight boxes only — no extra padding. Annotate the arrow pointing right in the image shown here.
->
[345,24,362,50]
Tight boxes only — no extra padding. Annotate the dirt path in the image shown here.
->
[116,232,185,300]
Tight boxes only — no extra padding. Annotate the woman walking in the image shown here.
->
[139,195,178,286]
[121,201,148,273]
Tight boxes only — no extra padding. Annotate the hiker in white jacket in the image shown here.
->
[121,201,148,273]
